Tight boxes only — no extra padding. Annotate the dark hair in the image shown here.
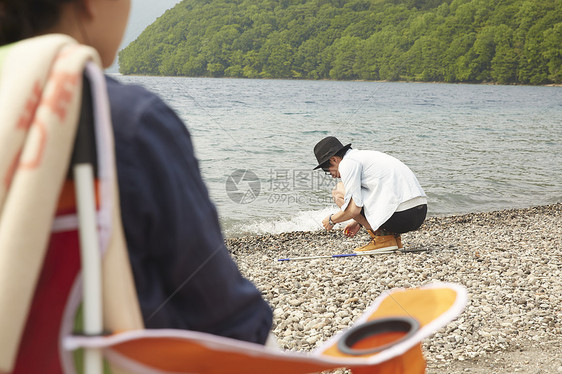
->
[0,0,74,46]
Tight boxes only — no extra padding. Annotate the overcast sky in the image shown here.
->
[108,0,182,72]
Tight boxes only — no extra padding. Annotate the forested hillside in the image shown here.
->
[119,0,562,84]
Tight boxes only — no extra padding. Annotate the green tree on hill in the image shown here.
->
[119,0,562,85]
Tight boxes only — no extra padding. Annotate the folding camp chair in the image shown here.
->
[0,35,467,374]
[0,34,143,374]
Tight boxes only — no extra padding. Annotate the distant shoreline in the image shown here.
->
[112,73,562,87]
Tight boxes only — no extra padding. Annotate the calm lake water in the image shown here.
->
[112,75,562,237]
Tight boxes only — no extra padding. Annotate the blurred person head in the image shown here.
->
[0,0,131,67]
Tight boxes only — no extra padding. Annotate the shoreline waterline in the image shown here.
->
[222,201,562,239]
[111,73,562,87]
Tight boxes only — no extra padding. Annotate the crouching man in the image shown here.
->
[314,136,427,252]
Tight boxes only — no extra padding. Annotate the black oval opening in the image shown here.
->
[337,316,420,356]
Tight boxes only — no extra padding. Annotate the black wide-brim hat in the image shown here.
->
[313,136,352,170]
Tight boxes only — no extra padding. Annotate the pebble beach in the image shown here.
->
[226,203,562,373]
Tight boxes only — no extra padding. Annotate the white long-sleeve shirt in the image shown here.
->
[339,149,427,230]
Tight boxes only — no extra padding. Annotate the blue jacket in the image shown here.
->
[106,76,272,344]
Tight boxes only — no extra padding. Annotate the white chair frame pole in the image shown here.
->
[74,163,103,374]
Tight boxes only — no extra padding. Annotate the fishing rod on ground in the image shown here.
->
[277,247,426,261]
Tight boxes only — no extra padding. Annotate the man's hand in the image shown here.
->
[343,221,361,237]
[322,215,334,231]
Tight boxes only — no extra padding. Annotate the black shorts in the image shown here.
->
[362,204,427,234]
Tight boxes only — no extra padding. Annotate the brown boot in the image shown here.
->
[395,234,403,249]
[354,234,399,254]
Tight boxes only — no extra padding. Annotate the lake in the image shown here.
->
[112,75,562,237]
